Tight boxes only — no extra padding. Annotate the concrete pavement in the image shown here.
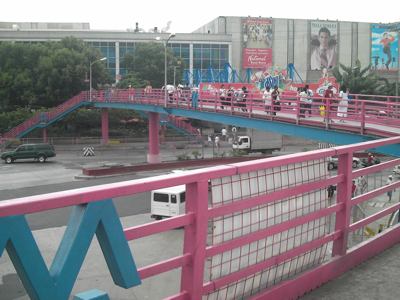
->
[301,242,400,300]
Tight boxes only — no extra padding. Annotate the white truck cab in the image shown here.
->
[151,185,186,220]
[232,134,281,154]
[233,136,251,151]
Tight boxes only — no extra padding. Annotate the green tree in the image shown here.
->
[116,72,147,89]
[0,37,112,112]
[375,78,398,96]
[332,60,387,95]
[122,42,184,88]
[0,108,33,134]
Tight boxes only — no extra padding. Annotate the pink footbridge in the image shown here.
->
[1,136,400,299]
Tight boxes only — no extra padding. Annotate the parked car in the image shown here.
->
[327,156,360,170]
[1,143,56,164]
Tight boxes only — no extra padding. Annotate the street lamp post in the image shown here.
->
[89,57,107,101]
[157,33,176,107]
[173,66,177,87]
[173,59,182,87]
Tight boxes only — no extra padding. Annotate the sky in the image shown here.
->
[1,0,399,34]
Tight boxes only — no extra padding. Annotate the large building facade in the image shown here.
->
[0,17,399,85]
[195,17,400,83]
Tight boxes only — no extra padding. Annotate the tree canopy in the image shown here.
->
[0,37,111,112]
[332,60,396,95]
[118,42,184,88]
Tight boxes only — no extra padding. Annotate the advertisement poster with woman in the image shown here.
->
[371,24,398,71]
[310,21,338,70]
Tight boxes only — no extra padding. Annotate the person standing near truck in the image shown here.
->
[221,128,227,141]
[386,175,395,201]
[215,135,220,151]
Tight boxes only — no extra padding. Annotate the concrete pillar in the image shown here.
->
[147,112,161,163]
[42,128,48,143]
[101,108,109,145]
[160,125,166,144]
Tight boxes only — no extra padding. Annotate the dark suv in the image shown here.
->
[1,143,56,164]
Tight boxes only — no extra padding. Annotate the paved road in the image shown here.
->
[0,142,236,230]
[0,150,171,230]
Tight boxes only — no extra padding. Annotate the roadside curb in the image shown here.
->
[80,156,269,178]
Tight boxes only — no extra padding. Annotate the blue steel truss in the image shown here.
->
[0,200,141,300]
[182,63,249,86]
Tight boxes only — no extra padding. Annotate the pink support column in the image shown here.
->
[42,128,48,143]
[360,102,365,135]
[147,112,161,163]
[180,180,209,299]
[101,108,109,145]
[332,153,353,256]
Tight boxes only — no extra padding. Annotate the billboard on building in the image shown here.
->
[242,18,273,69]
[310,21,338,70]
[242,48,272,69]
[371,24,399,71]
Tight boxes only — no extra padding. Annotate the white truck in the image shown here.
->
[232,129,282,154]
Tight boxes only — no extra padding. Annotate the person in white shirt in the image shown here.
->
[357,176,368,195]
[304,85,313,116]
[299,87,308,118]
[386,175,395,201]
[215,135,220,151]
[337,87,350,122]
[263,87,272,114]
[221,128,227,141]
[164,84,175,103]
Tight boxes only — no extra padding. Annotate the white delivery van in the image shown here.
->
[151,185,186,220]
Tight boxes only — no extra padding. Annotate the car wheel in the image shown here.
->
[352,161,359,168]
[38,155,46,163]
[5,156,13,164]
[328,162,335,170]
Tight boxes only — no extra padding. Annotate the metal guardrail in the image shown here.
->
[1,137,400,299]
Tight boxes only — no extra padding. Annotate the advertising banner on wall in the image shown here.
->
[310,21,338,70]
[242,48,272,69]
[371,24,398,71]
[242,18,273,69]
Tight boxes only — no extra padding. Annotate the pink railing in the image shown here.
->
[168,115,201,137]
[1,137,400,299]
[3,92,88,139]
[184,90,400,137]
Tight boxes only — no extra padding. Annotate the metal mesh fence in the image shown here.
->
[205,159,333,299]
